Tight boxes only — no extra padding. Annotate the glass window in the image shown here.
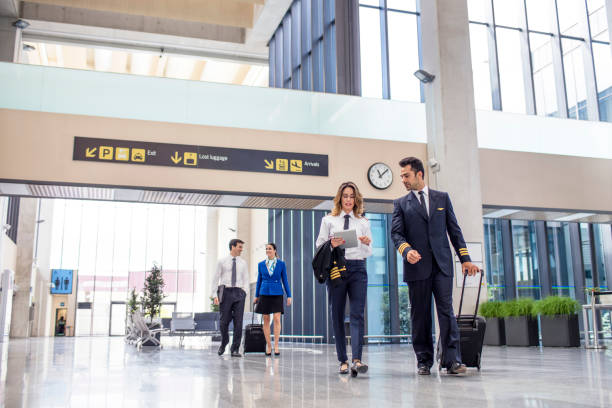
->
[470,23,493,110]
[397,254,411,338]
[469,0,489,23]
[526,0,554,33]
[112,203,131,302]
[512,220,540,299]
[483,219,505,301]
[359,6,384,98]
[387,0,417,12]
[497,28,527,114]
[359,0,379,6]
[580,223,594,289]
[547,222,575,298]
[592,42,612,122]
[593,224,608,290]
[557,0,587,37]
[366,213,390,340]
[494,0,523,28]
[562,38,589,120]
[530,33,559,116]
[387,11,421,102]
[587,0,609,41]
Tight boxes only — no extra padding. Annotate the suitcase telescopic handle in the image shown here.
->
[457,268,484,324]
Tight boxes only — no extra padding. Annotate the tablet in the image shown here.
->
[333,229,358,249]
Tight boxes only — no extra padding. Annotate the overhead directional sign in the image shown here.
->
[73,137,328,176]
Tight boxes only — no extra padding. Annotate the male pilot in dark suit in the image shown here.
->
[391,157,479,375]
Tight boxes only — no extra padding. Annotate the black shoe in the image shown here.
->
[417,365,431,375]
[231,351,242,358]
[351,360,368,377]
[218,345,226,356]
[339,361,349,375]
[447,362,467,375]
[274,351,280,356]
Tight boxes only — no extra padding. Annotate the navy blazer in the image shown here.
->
[256,259,292,298]
[391,189,471,282]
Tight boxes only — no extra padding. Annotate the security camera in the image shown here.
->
[428,158,440,173]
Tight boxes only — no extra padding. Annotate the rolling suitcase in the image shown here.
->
[437,271,486,370]
[243,311,266,353]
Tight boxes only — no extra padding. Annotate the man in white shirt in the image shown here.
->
[211,239,249,357]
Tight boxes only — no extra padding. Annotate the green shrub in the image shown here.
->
[535,296,580,316]
[479,301,506,318]
[503,298,537,317]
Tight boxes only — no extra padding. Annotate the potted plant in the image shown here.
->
[503,298,539,346]
[127,288,139,315]
[536,296,580,347]
[479,301,506,346]
[141,264,166,345]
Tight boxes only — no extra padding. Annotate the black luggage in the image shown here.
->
[243,311,266,353]
[437,271,486,370]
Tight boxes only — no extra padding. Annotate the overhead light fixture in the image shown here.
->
[554,213,595,222]
[23,44,36,52]
[414,69,435,83]
[484,209,521,218]
[12,19,30,30]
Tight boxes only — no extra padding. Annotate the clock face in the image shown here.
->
[367,162,393,190]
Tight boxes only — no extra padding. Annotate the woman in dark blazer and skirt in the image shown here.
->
[316,181,372,377]
[254,243,292,356]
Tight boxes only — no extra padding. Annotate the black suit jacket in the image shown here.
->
[391,189,471,282]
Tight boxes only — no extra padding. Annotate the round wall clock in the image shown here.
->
[367,162,393,190]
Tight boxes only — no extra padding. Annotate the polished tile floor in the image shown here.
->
[1,336,611,408]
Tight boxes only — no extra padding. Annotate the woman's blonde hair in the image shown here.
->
[331,181,364,218]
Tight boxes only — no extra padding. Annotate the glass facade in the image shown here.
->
[50,200,208,336]
[512,220,541,299]
[359,1,422,102]
[366,213,390,338]
[345,0,612,122]
[547,222,575,298]
[483,219,505,300]
[47,197,611,339]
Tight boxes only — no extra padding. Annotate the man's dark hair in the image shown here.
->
[399,156,425,177]
[229,239,244,251]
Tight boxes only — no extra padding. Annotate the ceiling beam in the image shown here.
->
[22,19,268,64]
[0,0,19,18]
[21,2,245,44]
[24,0,255,28]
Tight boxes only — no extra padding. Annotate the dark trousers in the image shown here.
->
[327,260,367,363]
[408,260,461,368]
[219,287,246,352]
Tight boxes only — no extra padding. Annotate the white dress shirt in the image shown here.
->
[412,185,429,214]
[211,255,249,297]
[316,211,373,260]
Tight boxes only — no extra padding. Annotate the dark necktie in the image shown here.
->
[343,214,350,230]
[231,257,237,287]
[418,191,427,215]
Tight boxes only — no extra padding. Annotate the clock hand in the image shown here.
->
[380,169,389,177]
[376,169,382,177]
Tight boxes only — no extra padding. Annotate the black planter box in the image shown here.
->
[505,316,539,346]
[540,314,580,347]
[483,317,506,346]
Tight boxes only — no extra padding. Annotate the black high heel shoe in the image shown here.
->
[265,346,272,356]
[351,360,368,377]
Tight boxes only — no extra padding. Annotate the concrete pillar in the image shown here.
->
[204,208,219,312]
[420,0,486,311]
[0,17,22,62]
[607,0,612,52]
[9,198,38,338]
